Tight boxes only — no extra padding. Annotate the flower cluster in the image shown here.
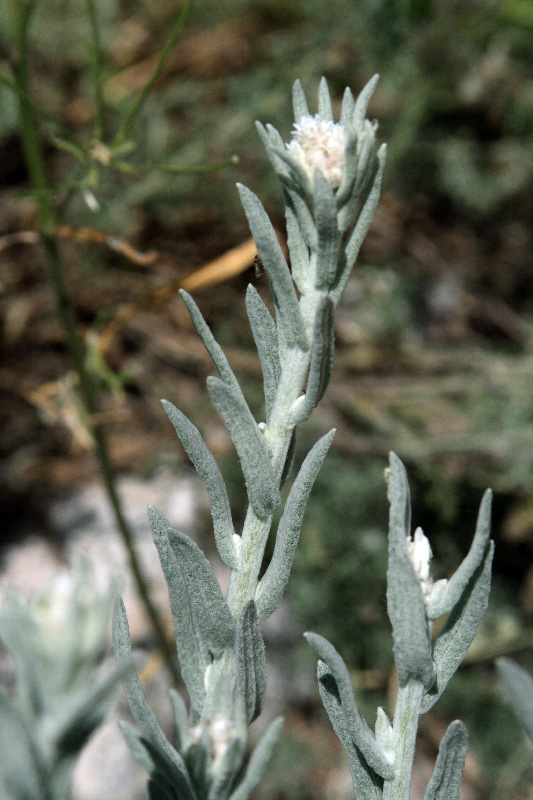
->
[285,114,346,189]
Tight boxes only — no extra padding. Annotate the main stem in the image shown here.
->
[383,680,424,800]
[11,0,179,685]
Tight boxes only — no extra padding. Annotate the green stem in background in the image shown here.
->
[85,0,105,142]
[383,681,424,800]
[9,0,180,685]
[114,154,239,175]
[112,0,195,147]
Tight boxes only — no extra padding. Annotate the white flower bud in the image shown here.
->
[407,527,433,599]
[286,114,346,189]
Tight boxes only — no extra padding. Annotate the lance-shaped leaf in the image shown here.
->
[337,120,377,231]
[207,377,280,518]
[0,691,41,800]
[353,73,380,133]
[112,598,196,798]
[237,183,309,351]
[180,290,243,392]
[291,295,335,425]
[161,401,238,569]
[255,122,292,184]
[282,184,318,252]
[421,541,494,714]
[314,170,340,290]
[386,453,435,690]
[335,127,359,211]
[305,632,395,779]
[292,78,309,121]
[148,507,233,715]
[340,86,355,129]
[256,430,335,621]
[428,489,492,620]
[245,286,281,423]
[169,689,191,753]
[423,721,468,800]
[285,200,310,295]
[318,76,333,121]
[316,662,384,800]
[228,717,284,800]
[236,600,266,724]
[331,143,386,306]
[497,658,533,747]
[120,723,191,800]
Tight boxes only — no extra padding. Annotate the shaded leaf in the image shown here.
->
[423,721,468,800]
[228,717,284,800]
[245,285,280,423]
[236,600,266,723]
[497,658,533,747]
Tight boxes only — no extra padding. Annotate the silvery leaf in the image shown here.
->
[317,663,383,800]
[291,295,335,425]
[314,170,340,290]
[245,285,280,423]
[112,598,195,796]
[353,74,380,133]
[305,632,394,779]
[318,76,333,121]
[292,78,309,121]
[162,400,238,569]
[428,489,492,620]
[207,377,280,519]
[285,200,310,295]
[228,717,284,800]
[237,183,308,351]
[421,541,494,713]
[423,721,468,800]
[386,453,435,690]
[256,430,335,621]
[236,600,266,724]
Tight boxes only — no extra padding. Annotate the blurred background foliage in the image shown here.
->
[1,0,533,797]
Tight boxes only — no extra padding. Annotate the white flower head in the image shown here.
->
[286,114,346,190]
[407,527,433,599]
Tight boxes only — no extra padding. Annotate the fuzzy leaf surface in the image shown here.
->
[295,295,334,424]
[236,600,266,723]
[428,490,492,620]
[228,717,284,800]
[305,632,394,779]
[207,376,280,518]
[161,400,238,569]
[237,183,308,351]
[256,430,335,621]
[112,598,195,797]
[314,170,340,289]
[245,285,281,422]
[292,78,309,121]
[386,453,435,690]
[317,663,383,800]
[496,658,533,747]
[421,541,494,713]
[423,721,468,800]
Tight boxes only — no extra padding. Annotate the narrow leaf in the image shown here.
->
[151,508,235,658]
[207,376,280,518]
[169,689,191,752]
[423,721,468,800]
[228,717,284,800]
[317,663,383,800]
[237,184,308,351]
[314,170,340,290]
[208,736,247,800]
[305,632,394,779]
[421,542,494,713]
[353,74,380,132]
[292,79,309,121]
[282,184,318,252]
[245,285,281,422]
[428,489,492,620]
[318,76,333,121]
[161,400,238,569]
[386,453,435,690]
[256,430,336,621]
[236,600,266,723]
[285,200,310,295]
[291,295,335,424]
[332,143,386,305]
[112,598,195,796]
[497,658,533,747]
[0,691,41,800]
[180,290,241,389]
[340,86,355,129]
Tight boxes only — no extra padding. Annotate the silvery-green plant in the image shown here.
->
[0,561,119,800]
[306,453,494,800]
[113,75,386,800]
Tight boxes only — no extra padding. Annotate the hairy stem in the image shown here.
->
[384,680,424,800]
